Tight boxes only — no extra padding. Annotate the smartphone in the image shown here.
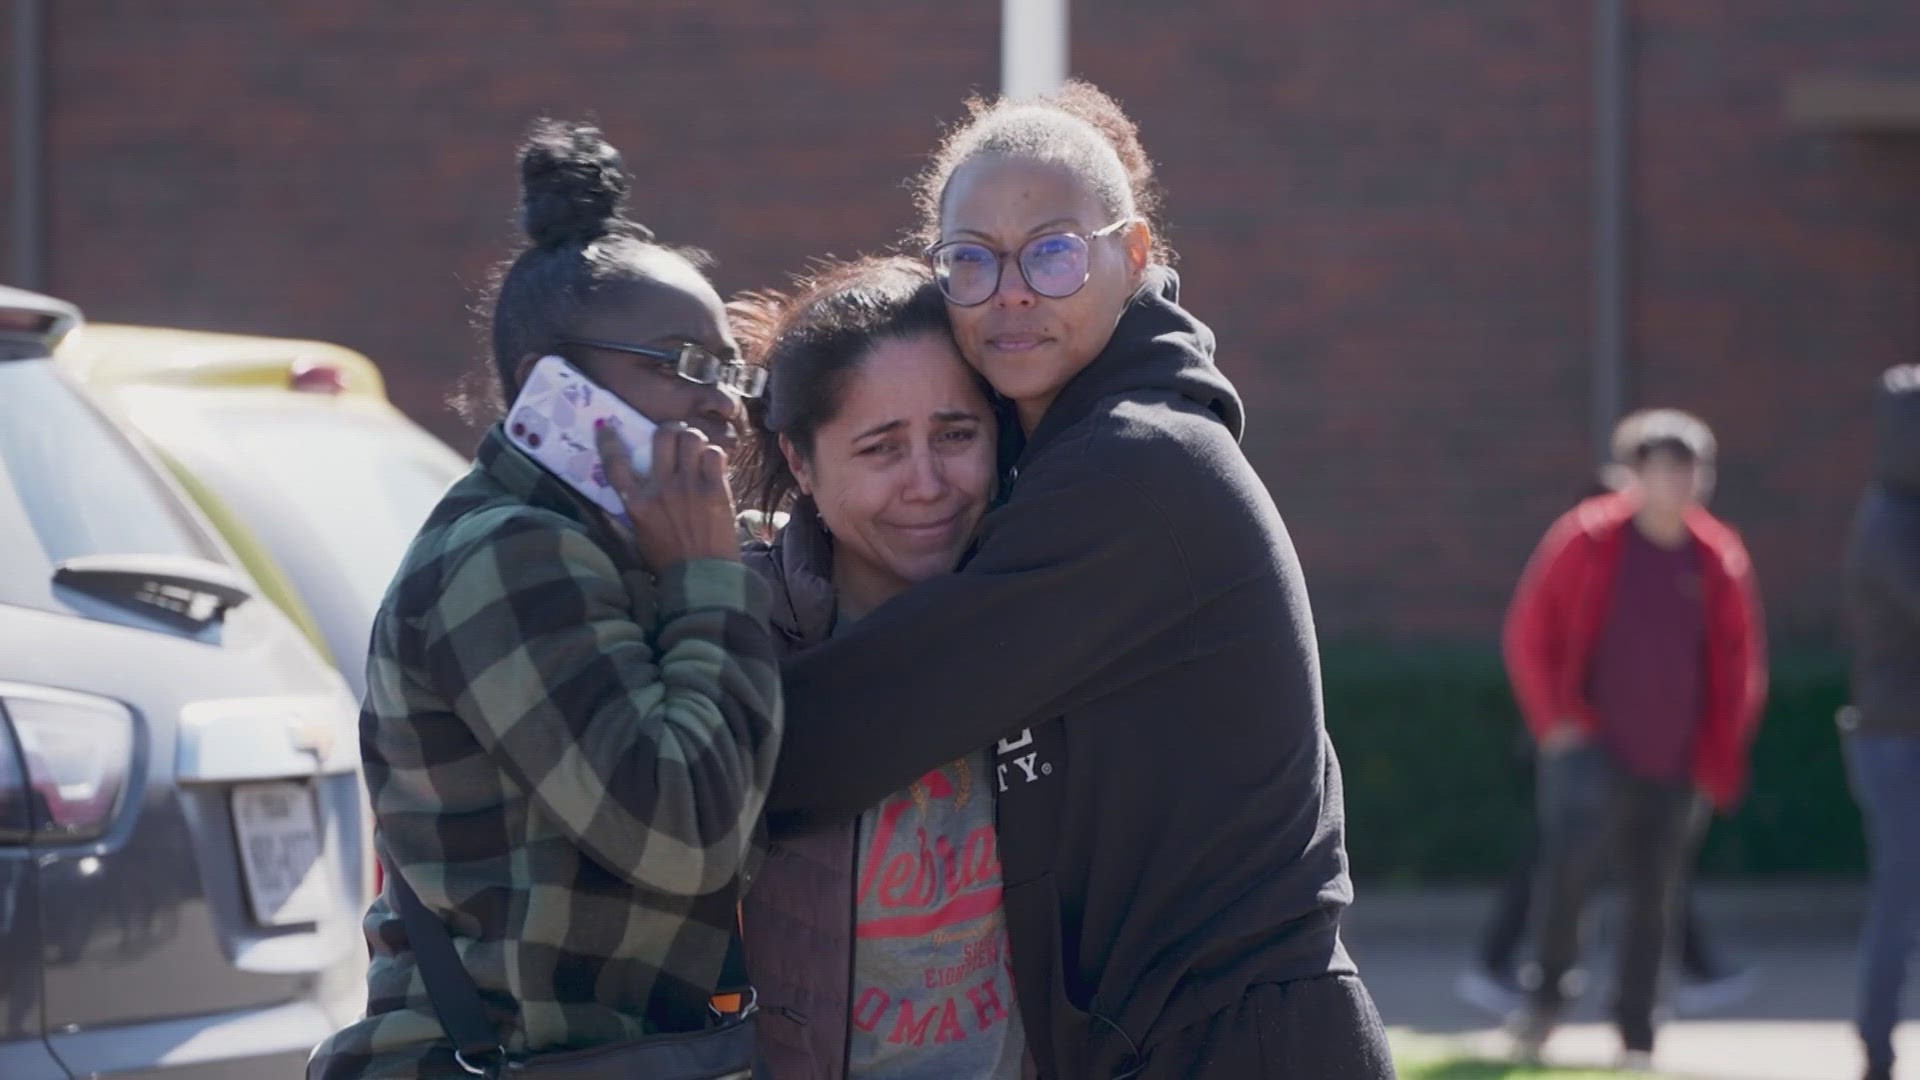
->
[504,355,656,521]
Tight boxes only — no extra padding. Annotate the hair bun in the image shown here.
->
[517,119,650,247]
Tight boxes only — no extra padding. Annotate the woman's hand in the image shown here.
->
[597,421,741,567]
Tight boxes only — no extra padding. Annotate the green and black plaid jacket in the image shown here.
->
[311,428,781,1078]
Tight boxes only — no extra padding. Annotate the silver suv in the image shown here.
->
[0,287,370,1078]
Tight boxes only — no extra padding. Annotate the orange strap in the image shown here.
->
[709,903,747,1015]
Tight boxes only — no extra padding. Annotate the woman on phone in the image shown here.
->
[729,258,1029,1078]
[310,120,779,1078]
[764,84,1394,1078]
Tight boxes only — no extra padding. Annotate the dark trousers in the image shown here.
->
[1133,975,1396,1079]
[1481,816,1722,978]
[1847,732,1920,1071]
[1532,743,1706,1052]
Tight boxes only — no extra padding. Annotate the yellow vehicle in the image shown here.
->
[61,326,469,701]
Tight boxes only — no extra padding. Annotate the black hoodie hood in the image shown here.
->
[1019,267,1245,465]
[1874,365,1920,498]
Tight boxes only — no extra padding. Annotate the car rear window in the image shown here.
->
[186,405,458,613]
[0,364,218,568]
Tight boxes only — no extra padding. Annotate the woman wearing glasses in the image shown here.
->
[763,83,1394,1078]
[311,120,777,1078]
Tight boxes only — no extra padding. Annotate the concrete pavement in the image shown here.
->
[1346,882,1915,1080]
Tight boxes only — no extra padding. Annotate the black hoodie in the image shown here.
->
[766,269,1358,1078]
[1845,366,1920,737]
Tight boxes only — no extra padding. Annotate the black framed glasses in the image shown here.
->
[925,218,1136,307]
[560,337,767,399]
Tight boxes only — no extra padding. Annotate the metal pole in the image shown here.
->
[1002,0,1068,98]
[1591,0,1628,465]
[10,0,46,290]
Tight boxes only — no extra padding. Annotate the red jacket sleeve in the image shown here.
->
[1722,536,1768,742]
[1504,513,1589,743]
[1696,522,1768,811]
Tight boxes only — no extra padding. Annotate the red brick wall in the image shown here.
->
[1078,1,1920,645]
[39,0,996,426]
[1081,3,1598,643]
[33,2,1920,646]
[1,8,18,269]
[1633,2,1920,643]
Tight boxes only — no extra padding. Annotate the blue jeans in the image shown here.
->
[1848,733,1920,1071]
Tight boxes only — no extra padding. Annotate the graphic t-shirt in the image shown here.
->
[846,751,1027,1078]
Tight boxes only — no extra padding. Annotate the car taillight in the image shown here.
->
[290,360,347,394]
[2,693,136,843]
[372,851,384,896]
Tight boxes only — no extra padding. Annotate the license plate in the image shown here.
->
[231,781,331,926]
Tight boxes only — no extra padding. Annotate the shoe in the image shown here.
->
[1861,1064,1892,1080]
[1506,1008,1556,1064]
[1455,963,1524,1017]
[1619,1049,1655,1072]
[1671,964,1758,1017]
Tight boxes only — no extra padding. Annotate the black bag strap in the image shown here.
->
[388,863,508,1075]
[387,862,753,1077]
[718,920,750,998]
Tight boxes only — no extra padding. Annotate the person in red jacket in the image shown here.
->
[1504,409,1767,1068]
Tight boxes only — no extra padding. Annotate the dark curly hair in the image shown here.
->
[729,257,960,518]
[455,119,708,421]
[911,80,1171,263]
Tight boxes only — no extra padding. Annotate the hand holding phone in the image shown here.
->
[507,354,740,565]
[595,421,741,567]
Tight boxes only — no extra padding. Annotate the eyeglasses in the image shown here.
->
[560,337,768,399]
[925,218,1136,308]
